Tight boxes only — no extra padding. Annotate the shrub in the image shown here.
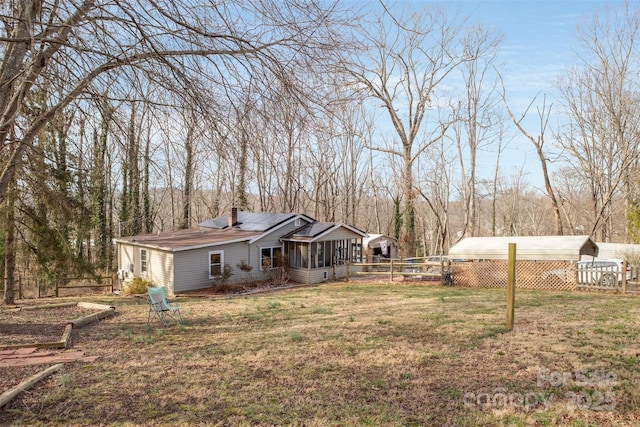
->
[123,277,154,295]
[212,263,234,286]
[237,260,254,283]
[237,259,253,273]
[265,255,290,287]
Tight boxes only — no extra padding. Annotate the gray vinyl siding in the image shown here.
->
[173,242,251,292]
[117,244,175,295]
[288,265,355,284]
[321,227,362,241]
[309,268,332,283]
[311,265,348,284]
[250,219,312,280]
[287,268,311,284]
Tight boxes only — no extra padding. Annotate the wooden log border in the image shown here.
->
[1,302,116,350]
[0,302,116,409]
[0,364,64,409]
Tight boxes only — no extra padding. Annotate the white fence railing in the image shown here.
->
[576,264,637,292]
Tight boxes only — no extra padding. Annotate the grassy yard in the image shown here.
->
[2,283,640,426]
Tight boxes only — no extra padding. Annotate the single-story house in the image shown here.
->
[113,208,366,295]
[362,234,399,260]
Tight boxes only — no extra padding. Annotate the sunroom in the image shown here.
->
[281,222,366,284]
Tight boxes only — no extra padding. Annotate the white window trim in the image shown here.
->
[260,246,282,271]
[140,249,148,273]
[209,250,224,279]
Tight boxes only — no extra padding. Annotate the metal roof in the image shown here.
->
[448,235,598,261]
[199,211,303,232]
[363,234,398,247]
[587,242,640,260]
[281,222,367,242]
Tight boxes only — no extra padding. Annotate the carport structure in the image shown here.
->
[448,235,599,290]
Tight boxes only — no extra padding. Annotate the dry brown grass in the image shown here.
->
[1,283,640,426]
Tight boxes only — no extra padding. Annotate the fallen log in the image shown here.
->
[0,363,63,409]
[76,302,115,311]
[70,307,116,328]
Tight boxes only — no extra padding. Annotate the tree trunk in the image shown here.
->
[400,148,416,257]
[143,125,153,234]
[237,131,249,210]
[3,185,16,305]
[535,137,564,235]
[181,125,194,229]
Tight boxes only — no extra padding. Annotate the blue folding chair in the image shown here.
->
[147,286,183,327]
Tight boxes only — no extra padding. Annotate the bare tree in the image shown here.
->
[180,112,200,229]
[554,167,592,235]
[501,88,564,235]
[0,0,350,203]
[496,168,530,236]
[556,2,640,241]
[346,4,467,256]
[454,24,501,238]
[489,123,508,236]
[417,134,455,255]
[0,0,351,302]
[303,97,369,226]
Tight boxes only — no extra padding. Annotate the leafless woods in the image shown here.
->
[2,1,640,302]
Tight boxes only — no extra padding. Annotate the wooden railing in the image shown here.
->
[345,258,453,284]
[17,275,116,299]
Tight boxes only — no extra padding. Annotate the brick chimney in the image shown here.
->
[228,207,238,228]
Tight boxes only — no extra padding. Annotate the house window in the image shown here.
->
[140,249,148,273]
[261,246,282,270]
[324,241,332,266]
[285,242,308,268]
[295,218,301,226]
[287,242,297,267]
[209,250,224,278]
[317,242,324,267]
[352,243,362,262]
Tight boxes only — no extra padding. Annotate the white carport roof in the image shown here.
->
[363,234,398,248]
[448,235,598,261]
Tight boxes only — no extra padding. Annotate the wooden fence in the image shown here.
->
[450,260,639,294]
[346,258,639,294]
[16,275,116,299]
[346,258,453,284]
[451,260,578,291]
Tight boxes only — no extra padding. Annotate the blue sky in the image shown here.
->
[352,1,626,191]
[466,0,604,107]
[359,1,625,191]
[457,0,619,189]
